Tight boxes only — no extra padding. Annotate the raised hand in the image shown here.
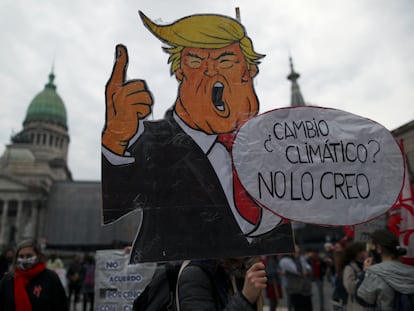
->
[102,44,153,155]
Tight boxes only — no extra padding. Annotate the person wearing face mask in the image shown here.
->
[0,239,68,311]
[356,229,414,310]
[338,241,367,311]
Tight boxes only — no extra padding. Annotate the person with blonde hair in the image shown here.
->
[102,12,292,263]
[0,239,68,311]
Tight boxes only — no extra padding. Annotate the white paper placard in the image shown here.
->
[233,106,404,226]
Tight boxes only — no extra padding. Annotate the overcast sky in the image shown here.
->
[1,0,413,181]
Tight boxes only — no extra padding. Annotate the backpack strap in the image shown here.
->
[175,260,190,311]
[347,262,359,303]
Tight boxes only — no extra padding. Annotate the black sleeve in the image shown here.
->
[49,270,69,311]
[101,155,143,223]
[101,124,161,224]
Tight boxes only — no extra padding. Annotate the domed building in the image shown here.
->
[0,70,137,250]
[1,71,71,188]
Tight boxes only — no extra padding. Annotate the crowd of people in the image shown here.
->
[0,239,95,311]
[260,228,414,311]
[135,228,414,311]
[1,228,413,311]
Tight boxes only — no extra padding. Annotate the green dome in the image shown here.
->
[24,72,67,128]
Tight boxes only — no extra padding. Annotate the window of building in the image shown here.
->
[7,201,17,217]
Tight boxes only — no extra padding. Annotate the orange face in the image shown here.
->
[174,42,259,134]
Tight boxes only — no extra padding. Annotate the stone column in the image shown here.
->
[0,201,9,247]
[15,200,23,242]
[31,204,39,238]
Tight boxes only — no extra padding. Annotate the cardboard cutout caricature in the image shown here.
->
[102,12,293,263]
[101,12,404,263]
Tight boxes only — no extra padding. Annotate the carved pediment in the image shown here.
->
[0,174,30,191]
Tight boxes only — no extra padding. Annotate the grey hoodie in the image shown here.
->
[357,261,414,310]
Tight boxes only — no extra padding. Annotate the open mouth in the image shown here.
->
[212,82,225,111]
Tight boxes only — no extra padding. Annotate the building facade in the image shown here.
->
[0,71,137,251]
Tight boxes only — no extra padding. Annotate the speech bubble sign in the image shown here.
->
[233,106,404,226]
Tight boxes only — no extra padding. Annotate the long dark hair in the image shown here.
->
[338,241,366,271]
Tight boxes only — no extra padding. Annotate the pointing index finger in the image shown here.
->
[108,44,128,86]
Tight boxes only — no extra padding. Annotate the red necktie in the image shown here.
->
[217,133,260,225]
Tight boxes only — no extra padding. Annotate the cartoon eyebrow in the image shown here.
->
[213,51,236,60]
[186,52,205,60]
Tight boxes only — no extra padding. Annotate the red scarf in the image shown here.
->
[14,262,46,311]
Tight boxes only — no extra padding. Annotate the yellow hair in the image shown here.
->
[139,11,264,74]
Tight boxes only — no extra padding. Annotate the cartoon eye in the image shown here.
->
[189,60,202,68]
[219,58,235,69]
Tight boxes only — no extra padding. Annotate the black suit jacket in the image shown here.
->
[102,110,293,262]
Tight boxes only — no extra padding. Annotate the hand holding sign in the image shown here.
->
[102,44,153,155]
[242,262,268,304]
[233,107,404,226]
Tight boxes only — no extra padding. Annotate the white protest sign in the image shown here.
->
[94,249,156,311]
[233,106,404,226]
